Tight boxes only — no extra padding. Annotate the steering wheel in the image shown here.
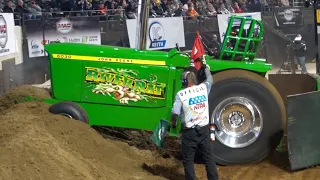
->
[175,43,180,52]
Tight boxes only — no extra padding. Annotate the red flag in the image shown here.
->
[190,32,205,70]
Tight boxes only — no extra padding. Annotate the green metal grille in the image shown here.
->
[218,15,264,62]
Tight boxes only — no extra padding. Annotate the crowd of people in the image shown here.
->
[0,0,294,20]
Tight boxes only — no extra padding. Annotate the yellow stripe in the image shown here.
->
[317,10,320,23]
[152,97,165,100]
[52,54,166,66]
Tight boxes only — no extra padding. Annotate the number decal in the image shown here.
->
[56,54,72,59]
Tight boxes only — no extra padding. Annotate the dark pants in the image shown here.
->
[181,125,219,180]
[295,56,307,74]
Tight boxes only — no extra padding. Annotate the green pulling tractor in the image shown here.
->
[43,16,289,166]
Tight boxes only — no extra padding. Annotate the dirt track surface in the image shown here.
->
[0,85,318,180]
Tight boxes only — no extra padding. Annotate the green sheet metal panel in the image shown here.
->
[287,91,320,171]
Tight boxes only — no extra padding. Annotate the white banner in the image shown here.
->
[126,17,185,50]
[0,13,16,57]
[217,13,262,42]
[26,17,101,58]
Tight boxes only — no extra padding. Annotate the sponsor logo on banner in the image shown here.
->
[126,17,185,50]
[56,18,73,34]
[0,15,9,54]
[89,36,98,42]
[41,40,48,45]
[82,36,88,43]
[26,17,101,58]
[31,49,44,55]
[62,37,81,43]
[0,15,7,48]
[69,38,80,43]
[148,21,166,48]
[31,40,43,55]
[62,37,68,42]
[60,36,97,43]
[41,39,60,45]
[274,7,302,26]
[31,40,39,49]
[284,9,294,21]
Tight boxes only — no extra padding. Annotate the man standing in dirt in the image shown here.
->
[170,63,219,180]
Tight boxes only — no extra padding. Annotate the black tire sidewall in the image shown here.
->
[49,101,89,124]
[209,77,283,165]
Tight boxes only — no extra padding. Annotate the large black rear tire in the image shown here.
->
[208,70,286,165]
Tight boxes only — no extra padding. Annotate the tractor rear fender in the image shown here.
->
[166,52,272,77]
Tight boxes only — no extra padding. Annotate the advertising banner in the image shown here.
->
[126,17,185,50]
[273,6,303,27]
[217,12,262,42]
[26,17,101,58]
[0,13,16,57]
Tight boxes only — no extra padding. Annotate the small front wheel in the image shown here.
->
[49,101,89,124]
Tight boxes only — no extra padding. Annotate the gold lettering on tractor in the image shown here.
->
[84,67,167,104]
[124,78,134,89]
[113,74,125,86]
[85,68,99,82]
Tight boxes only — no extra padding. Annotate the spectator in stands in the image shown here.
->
[75,0,89,16]
[150,3,157,17]
[76,0,89,11]
[15,0,31,19]
[40,0,56,18]
[212,0,221,11]
[108,2,117,16]
[153,0,165,16]
[104,0,112,9]
[111,6,124,20]
[161,0,170,15]
[41,0,57,12]
[60,0,72,11]
[170,0,180,13]
[205,0,217,16]
[96,1,106,15]
[117,2,127,18]
[2,0,14,13]
[232,2,244,13]
[186,2,198,19]
[173,3,186,17]
[217,3,230,14]
[280,0,289,6]
[150,0,156,9]
[195,0,206,16]
[247,0,261,12]
[25,0,42,19]
[240,1,248,12]
[125,0,137,19]
[211,34,221,51]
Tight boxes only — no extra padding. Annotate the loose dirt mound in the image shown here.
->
[0,85,50,111]
[0,86,170,180]
[94,127,182,160]
[0,86,318,180]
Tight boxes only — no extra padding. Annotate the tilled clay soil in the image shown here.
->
[0,85,318,180]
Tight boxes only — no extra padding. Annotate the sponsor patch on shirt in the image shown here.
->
[189,95,207,114]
